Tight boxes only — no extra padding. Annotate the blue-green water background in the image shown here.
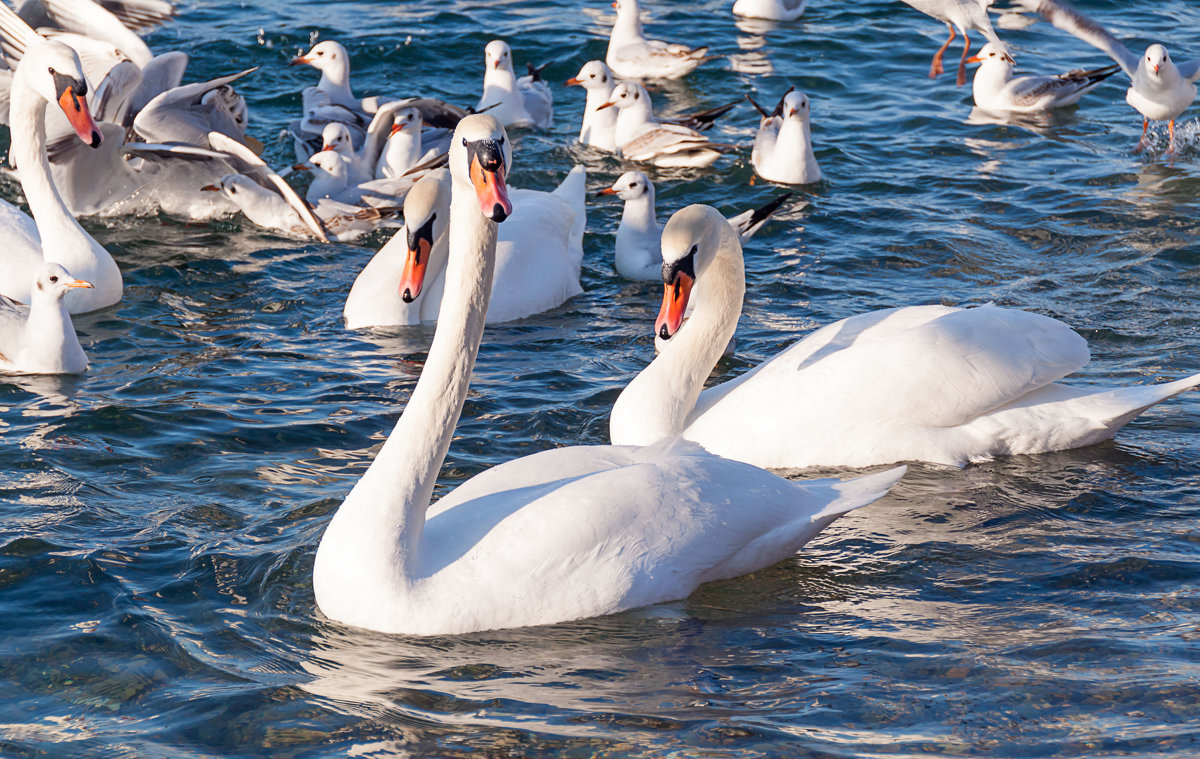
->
[2,0,1200,755]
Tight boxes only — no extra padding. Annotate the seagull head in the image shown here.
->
[966,42,1015,67]
[1144,44,1170,76]
[484,40,514,74]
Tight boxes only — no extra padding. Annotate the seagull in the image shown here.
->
[202,174,396,242]
[566,60,619,150]
[598,170,792,281]
[0,263,91,375]
[732,0,806,22]
[748,88,821,185]
[967,41,1120,113]
[898,0,1002,86]
[1012,0,1200,152]
[600,82,735,167]
[476,40,552,129]
[606,0,710,80]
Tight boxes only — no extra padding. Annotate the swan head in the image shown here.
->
[966,42,1015,67]
[20,39,101,148]
[398,169,451,303]
[291,40,350,77]
[566,60,614,90]
[484,40,515,74]
[781,91,812,122]
[598,82,649,112]
[389,107,421,136]
[321,122,353,154]
[656,205,732,340]
[449,114,512,223]
[1143,44,1170,77]
[32,262,92,301]
[598,170,653,201]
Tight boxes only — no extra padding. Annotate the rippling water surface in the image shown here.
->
[2,0,1200,755]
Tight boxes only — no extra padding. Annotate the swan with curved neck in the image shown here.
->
[315,123,903,635]
[0,38,121,313]
[610,208,1200,468]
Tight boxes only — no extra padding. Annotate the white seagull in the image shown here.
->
[566,60,619,150]
[967,41,1120,113]
[606,0,710,80]
[601,81,735,167]
[476,40,552,129]
[1012,0,1200,152]
[598,170,790,281]
[749,88,821,185]
[898,0,1002,86]
[0,263,92,375]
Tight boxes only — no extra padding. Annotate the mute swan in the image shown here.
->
[343,163,586,329]
[314,116,905,636]
[0,263,91,374]
[1011,0,1200,152]
[610,207,1200,468]
[476,40,552,129]
[749,88,821,185]
[0,36,121,314]
[606,0,710,80]
[967,42,1120,113]
[598,170,790,281]
[898,0,1002,86]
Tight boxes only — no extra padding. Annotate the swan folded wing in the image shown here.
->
[1011,0,1137,77]
[692,305,1089,430]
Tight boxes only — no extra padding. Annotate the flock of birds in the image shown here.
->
[0,0,1198,636]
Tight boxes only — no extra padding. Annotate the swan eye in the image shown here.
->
[688,245,698,257]
[49,275,58,283]
[462,137,468,146]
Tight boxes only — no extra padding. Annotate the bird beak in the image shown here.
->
[565,77,582,86]
[787,106,797,118]
[290,54,313,66]
[320,144,333,151]
[390,121,406,135]
[292,163,310,172]
[597,186,619,196]
[596,100,616,111]
[399,220,436,303]
[468,140,512,222]
[965,54,982,64]
[200,184,220,191]
[55,78,102,149]
[492,60,501,70]
[66,278,94,289]
[656,271,693,340]
[612,0,618,8]
[1153,64,1160,74]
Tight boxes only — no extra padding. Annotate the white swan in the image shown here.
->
[610,210,1200,468]
[968,42,1120,113]
[343,163,586,329]
[598,170,790,281]
[732,0,806,22]
[749,88,821,185]
[0,36,121,313]
[606,0,709,80]
[1011,0,1200,152]
[0,263,91,374]
[566,60,618,151]
[314,117,905,636]
[476,40,552,129]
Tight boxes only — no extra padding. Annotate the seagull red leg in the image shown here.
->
[929,23,955,79]
[956,29,971,86]
[1134,118,1149,154]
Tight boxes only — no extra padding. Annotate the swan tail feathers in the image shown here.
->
[554,165,587,254]
[812,465,906,521]
[1084,372,1200,433]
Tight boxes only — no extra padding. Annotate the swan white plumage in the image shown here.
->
[606,0,709,80]
[476,40,552,129]
[343,163,586,329]
[610,206,1200,468]
[0,262,91,374]
[598,170,790,281]
[0,36,121,313]
[566,60,618,151]
[967,41,1120,113]
[749,88,821,185]
[314,119,905,636]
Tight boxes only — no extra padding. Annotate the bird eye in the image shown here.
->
[688,245,698,257]
[230,187,238,194]
[49,275,58,283]
[462,137,468,146]
[498,135,505,145]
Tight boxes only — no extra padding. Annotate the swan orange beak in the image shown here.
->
[468,143,512,222]
[399,237,432,303]
[56,80,101,148]
[656,271,693,340]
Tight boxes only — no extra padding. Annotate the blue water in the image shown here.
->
[2,0,1200,755]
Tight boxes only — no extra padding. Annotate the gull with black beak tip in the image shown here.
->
[0,263,93,375]
[1012,0,1200,153]
[966,41,1120,113]
[476,40,553,129]
[749,87,821,185]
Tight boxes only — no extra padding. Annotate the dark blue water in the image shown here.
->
[2,0,1199,755]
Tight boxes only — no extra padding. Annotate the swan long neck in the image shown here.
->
[10,77,94,269]
[330,177,496,580]
[610,223,744,445]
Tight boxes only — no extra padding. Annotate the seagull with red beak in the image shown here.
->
[749,88,821,185]
[475,40,553,129]
[0,263,93,375]
[1012,0,1200,153]
[965,41,1120,114]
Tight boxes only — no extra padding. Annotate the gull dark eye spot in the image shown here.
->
[49,275,58,283]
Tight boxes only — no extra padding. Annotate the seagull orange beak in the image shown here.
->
[200,184,220,191]
[597,186,619,196]
[66,277,94,289]
[1153,64,1160,74]
[596,100,616,111]
[565,77,582,86]
[290,54,313,66]
[965,54,982,64]
[320,144,334,151]
[655,271,693,340]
